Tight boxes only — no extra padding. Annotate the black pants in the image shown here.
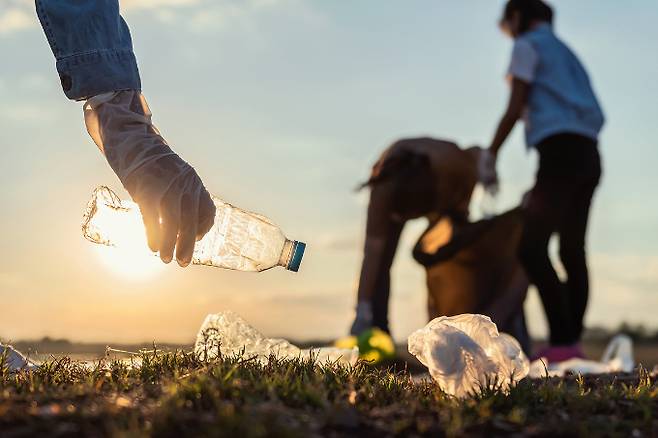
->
[519,133,601,345]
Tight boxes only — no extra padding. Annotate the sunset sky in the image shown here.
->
[1,0,657,344]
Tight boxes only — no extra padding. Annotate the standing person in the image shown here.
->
[480,0,604,362]
[35,0,216,267]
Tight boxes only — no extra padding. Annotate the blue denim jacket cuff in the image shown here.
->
[56,49,141,101]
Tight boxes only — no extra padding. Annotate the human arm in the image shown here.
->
[479,38,537,188]
[35,0,214,266]
[489,78,530,157]
[351,183,403,335]
[83,91,215,265]
[479,78,530,189]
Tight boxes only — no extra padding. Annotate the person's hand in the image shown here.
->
[125,155,216,266]
[349,301,374,336]
[83,90,216,266]
[478,148,499,195]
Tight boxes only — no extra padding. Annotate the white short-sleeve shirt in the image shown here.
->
[506,24,605,147]
[508,39,539,83]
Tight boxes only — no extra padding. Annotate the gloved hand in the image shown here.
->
[349,301,374,336]
[477,148,499,196]
[83,90,215,266]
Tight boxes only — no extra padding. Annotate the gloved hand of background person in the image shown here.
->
[349,301,374,336]
[477,148,499,195]
[84,90,215,266]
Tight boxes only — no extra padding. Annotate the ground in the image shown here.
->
[1,348,656,437]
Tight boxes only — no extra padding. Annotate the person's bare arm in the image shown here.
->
[489,78,530,156]
[351,183,403,335]
[356,187,401,301]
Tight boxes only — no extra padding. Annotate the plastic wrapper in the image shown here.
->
[407,314,529,398]
[528,334,634,378]
[0,344,37,372]
[194,311,358,365]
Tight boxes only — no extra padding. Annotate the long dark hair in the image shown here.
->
[502,0,554,35]
[360,150,436,219]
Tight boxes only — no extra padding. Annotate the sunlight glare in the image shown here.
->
[90,197,164,279]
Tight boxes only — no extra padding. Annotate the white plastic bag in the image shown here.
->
[0,344,37,372]
[528,334,634,378]
[195,311,358,365]
[408,314,529,398]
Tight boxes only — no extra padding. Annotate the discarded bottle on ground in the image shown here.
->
[195,311,358,364]
[82,186,306,272]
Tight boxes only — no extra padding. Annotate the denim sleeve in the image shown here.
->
[35,0,141,101]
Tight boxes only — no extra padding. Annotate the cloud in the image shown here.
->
[16,73,50,91]
[165,0,322,36]
[0,0,195,37]
[0,103,56,123]
[591,253,658,293]
[0,0,317,37]
[121,0,201,11]
[0,4,35,35]
[0,272,25,289]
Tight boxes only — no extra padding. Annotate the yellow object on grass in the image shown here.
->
[333,335,358,350]
[334,328,396,364]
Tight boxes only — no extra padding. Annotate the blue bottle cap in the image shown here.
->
[287,241,306,272]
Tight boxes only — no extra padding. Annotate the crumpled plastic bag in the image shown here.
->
[0,344,37,372]
[529,334,635,378]
[408,314,529,398]
[195,311,359,365]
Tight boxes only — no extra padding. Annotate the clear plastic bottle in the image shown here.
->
[82,186,306,272]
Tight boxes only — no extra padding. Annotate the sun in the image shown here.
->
[83,186,165,279]
[89,200,164,279]
[93,242,164,279]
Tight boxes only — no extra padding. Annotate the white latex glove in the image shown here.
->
[478,149,499,195]
[83,90,215,266]
[521,189,533,209]
[349,301,374,336]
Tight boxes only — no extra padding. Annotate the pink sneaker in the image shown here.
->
[532,344,585,363]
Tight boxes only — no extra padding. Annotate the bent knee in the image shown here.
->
[559,244,586,267]
[518,235,548,267]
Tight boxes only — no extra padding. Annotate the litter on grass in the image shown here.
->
[3,312,638,386]
[528,334,635,378]
[0,344,38,372]
[408,314,530,398]
[194,311,359,365]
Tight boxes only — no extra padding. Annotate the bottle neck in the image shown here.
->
[278,239,294,268]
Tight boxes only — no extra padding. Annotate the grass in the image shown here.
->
[0,348,656,437]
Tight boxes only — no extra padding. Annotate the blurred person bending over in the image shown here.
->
[35,0,216,267]
[481,0,604,362]
[349,138,479,336]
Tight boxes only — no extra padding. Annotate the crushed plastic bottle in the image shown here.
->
[82,186,306,272]
[528,334,635,378]
[194,311,358,365]
[408,314,529,398]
